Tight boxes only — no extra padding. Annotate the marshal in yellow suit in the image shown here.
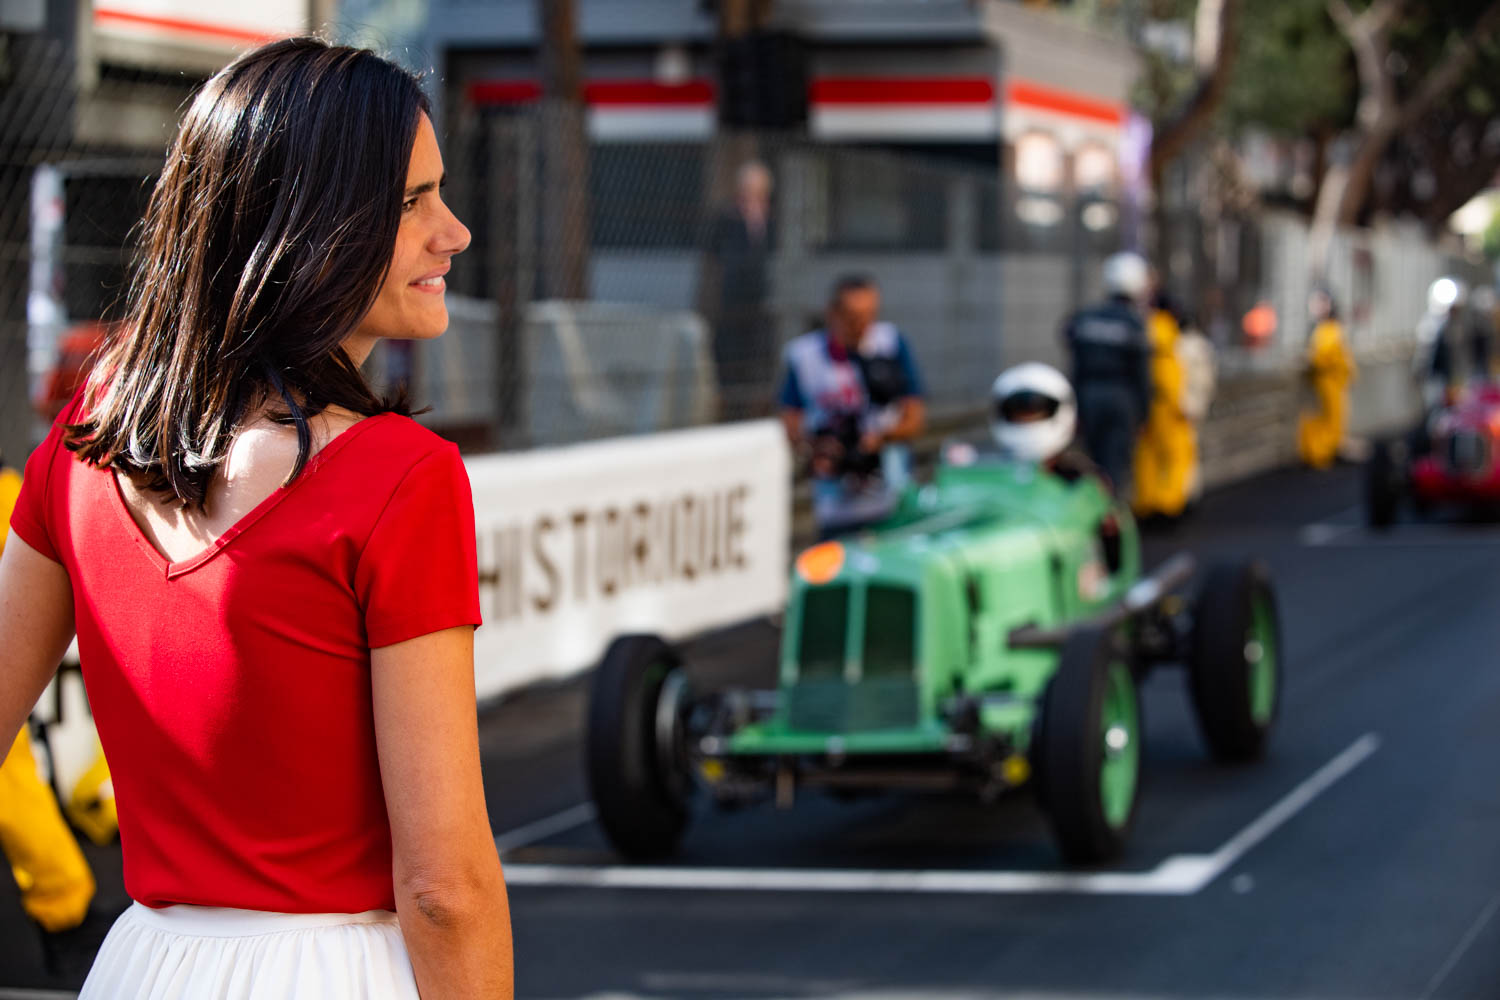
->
[1297,318,1356,469]
[1133,308,1195,518]
[0,464,96,932]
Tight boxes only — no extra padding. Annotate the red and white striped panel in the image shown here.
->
[93,0,304,50]
[809,76,999,141]
[468,80,715,142]
[466,74,1126,147]
[585,81,716,141]
[1004,80,1126,149]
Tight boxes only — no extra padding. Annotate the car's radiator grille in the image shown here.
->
[785,678,921,732]
[862,585,917,677]
[797,585,849,680]
[1445,430,1491,477]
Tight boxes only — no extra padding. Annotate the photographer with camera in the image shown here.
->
[778,274,926,537]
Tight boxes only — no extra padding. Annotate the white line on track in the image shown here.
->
[501,732,1381,896]
[1298,505,1361,546]
[1420,888,1500,999]
[494,802,596,853]
[1300,505,1500,547]
[549,991,1283,1000]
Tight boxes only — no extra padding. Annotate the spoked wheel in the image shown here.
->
[1037,625,1142,864]
[1098,662,1141,834]
[586,634,696,860]
[1190,561,1282,763]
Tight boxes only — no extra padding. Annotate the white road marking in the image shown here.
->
[1298,504,1364,546]
[564,990,1280,1000]
[1300,504,1500,547]
[494,802,596,853]
[1312,531,1500,548]
[1194,732,1381,880]
[1420,888,1500,999]
[502,733,1380,896]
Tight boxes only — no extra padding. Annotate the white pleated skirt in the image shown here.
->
[79,902,419,999]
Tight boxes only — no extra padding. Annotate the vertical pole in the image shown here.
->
[536,0,589,300]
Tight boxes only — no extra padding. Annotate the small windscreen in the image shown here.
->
[798,586,849,679]
[997,390,1061,424]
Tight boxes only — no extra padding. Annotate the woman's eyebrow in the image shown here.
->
[404,173,446,197]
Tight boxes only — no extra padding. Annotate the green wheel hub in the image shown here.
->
[1246,595,1277,726]
[1098,663,1139,829]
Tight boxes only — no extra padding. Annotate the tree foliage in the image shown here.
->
[1224,0,1352,137]
[1137,0,1500,234]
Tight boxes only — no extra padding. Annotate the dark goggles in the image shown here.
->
[996,390,1062,423]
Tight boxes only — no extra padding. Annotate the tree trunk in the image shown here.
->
[1307,0,1403,276]
[1147,0,1239,183]
[537,0,590,300]
[1146,0,1238,287]
[1311,0,1500,274]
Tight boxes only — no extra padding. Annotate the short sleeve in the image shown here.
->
[354,444,482,649]
[7,408,72,564]
[895,335,924,399]
[777,353,806,410]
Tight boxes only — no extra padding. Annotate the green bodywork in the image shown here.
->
[726,458,1140,757]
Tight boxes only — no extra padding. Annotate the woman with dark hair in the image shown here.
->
[0,37,511,998]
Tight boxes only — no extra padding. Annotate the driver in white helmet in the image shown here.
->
[991,362,1123,563]
[991,360,1119,485]
[1061,252,1152,494]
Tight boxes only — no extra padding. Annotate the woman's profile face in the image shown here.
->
[347,112,470,358]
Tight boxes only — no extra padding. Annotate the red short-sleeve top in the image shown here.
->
[8,403,482,913]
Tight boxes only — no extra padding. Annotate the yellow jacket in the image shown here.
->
[1307,319,1355,384]
[0,466,20,549]
[1146,309,1186,424]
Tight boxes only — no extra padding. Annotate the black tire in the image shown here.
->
[1036,626,1142,865]
[1364,440,1401,530]
[586,634,694,860]
[1189,561,1281,763]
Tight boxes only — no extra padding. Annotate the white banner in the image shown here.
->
[465,421,791,699]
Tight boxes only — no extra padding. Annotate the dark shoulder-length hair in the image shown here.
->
[66,36,429,509]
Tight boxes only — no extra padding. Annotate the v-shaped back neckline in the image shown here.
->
[110,414,393,580]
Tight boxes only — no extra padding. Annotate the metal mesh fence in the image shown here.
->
[0,30,198,466]
[423,100,1045,450]
[3,47,1477,465]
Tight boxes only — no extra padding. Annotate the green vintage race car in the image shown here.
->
[585,449,1281,864]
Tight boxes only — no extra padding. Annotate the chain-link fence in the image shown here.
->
[1157,203,1482,374]
[0,26,200,466]
[413,98,1114,450]
[4,45,1484,464]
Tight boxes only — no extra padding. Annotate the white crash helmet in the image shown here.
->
[1428,277,1468,316]
[990,363,1077,464]
[1102,251,1150,301]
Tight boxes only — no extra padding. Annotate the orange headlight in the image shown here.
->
[795,542,846,585]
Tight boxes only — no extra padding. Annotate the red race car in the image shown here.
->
[1366,382,1500,528]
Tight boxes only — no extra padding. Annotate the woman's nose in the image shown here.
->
[433,203,471,257]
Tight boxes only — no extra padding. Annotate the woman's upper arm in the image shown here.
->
[371,626,498,894]
[0,533,74,751]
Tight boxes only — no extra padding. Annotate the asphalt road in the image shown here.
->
[6,461,1500,999]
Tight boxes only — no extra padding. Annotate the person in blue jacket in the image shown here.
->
[778,274,926,537]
